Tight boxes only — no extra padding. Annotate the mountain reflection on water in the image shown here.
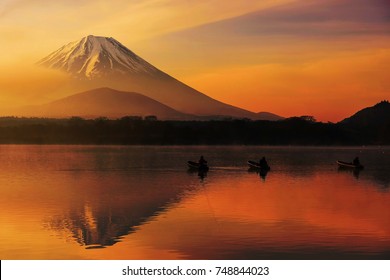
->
[0,145,389,259]
[44,170,193,249]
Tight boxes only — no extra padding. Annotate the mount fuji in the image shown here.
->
[38,35,161,79]
[38,35,282,120]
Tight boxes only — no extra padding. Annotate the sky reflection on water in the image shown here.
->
[0,145,389,259]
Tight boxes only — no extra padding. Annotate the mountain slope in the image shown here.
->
[339,100,390,144]
[21,87,191,119]
[340,100,390,127]
[256,111,284,121]
[38,35,281,120]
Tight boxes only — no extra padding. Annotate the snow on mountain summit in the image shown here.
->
[38,35,160,79]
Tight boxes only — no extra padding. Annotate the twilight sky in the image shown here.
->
[0,0,389,121]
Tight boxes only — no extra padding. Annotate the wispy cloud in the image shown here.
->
[169,0,390,40]
[146,0,390,72]
[0,0,20,17]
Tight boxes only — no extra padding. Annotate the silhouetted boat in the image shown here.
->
[247,160,270,171]
[188,161,209,171]
[336,160,364,169]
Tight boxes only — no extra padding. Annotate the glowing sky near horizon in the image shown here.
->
[0,0,389,121]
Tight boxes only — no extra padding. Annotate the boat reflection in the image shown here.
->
[337,165,361,179]
[187,169,208,181]
[248,168,269,181]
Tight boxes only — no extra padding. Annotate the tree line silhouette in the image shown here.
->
[0,115,388,145]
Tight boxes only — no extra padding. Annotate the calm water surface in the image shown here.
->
[0,145,389,259]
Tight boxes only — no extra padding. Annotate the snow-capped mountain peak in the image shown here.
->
[38,35,160,79]
[36,35,282,120]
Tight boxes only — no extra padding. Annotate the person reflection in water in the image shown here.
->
[259,170,268,181]
[198,170,207,181]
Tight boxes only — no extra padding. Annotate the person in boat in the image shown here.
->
[259,156,268,169]
[199,155,207,167]
[353,157,360,166]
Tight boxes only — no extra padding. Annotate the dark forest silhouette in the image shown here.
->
[0,116,387,145]
[0,101,388,145]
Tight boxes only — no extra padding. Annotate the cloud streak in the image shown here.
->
[169,0,390,40]
[147,0,390,73]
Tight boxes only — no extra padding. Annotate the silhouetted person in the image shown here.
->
[259,156,268,169]
[353,157,360,166]
[199,155,207,167]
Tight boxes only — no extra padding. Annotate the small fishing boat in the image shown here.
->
[188,161,209,171]
[336,160,364,169]
[247,160,270,171]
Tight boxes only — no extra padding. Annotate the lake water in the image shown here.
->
[0,145,389,260]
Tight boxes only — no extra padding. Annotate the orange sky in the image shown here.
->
[0,0,389,121]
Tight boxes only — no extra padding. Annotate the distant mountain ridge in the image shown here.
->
[339,100,390,144]
[256,111,283,121]
[20,88,191,120]
[340,100,390,127]
[37,35,282,120]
